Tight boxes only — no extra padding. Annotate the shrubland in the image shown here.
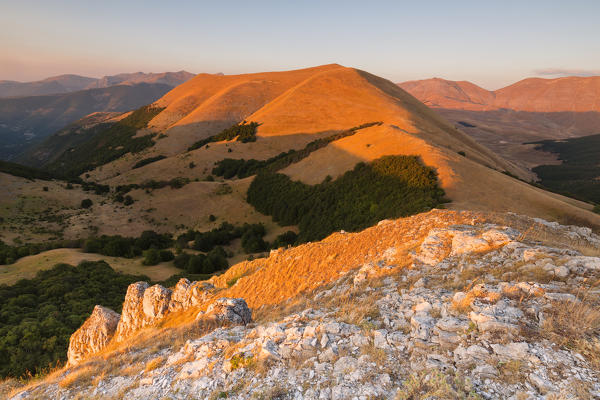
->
[82,231,172,258]
[531,134,600,204]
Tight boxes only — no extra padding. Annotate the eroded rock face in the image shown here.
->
[114,282,151,341]
[143,284,172,319]
[200,298,252,325]
[169,278,214,312]
[67,305,120,366]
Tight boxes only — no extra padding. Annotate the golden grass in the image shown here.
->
[451,282,501,314]
[58,365,96,389]
[144,356,165,373]
[497,359,526,385]
[208,210,475,311]
[542,298,600,368]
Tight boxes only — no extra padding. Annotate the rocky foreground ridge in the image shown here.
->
[5,210,600,399]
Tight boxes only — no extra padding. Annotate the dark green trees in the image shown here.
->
[247,155,447,242]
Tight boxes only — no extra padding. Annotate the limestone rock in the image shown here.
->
[143,284,172,319]
[67,305,120,366]
[201,298,252,325]
[114,282,150,341]
[169,278,214,312]
[415,225,517,266]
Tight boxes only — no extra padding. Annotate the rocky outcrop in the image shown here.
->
[414,225,518,266]
[114,282,152,341]
[67,305,120,366]
[10,213,600,400]
[67,278,247,365]
[199,298,252,325]
[169,278,214,312]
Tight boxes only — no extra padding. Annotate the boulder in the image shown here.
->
[67,305,120,366]
[200,298,252,325]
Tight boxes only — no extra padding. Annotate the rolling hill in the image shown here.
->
[23,64,595,233]
[3,64,599,248]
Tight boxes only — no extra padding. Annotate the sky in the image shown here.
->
[1,0,600,90]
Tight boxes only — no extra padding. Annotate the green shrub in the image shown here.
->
[179,222,267,254]
[124,195,134,205]
[173,252,191,269]
[212,122,382,179]
[159,250,174,262]
[187,121,260,151]
[530,134,600,203]
[82,231,171,258]
[142,248,161,266]
[0,160,56,181]
[80,199,93,209]
[271,231,298,248]
[0,240,82,265]
[247,155,447,242]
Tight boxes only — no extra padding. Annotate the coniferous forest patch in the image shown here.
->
[247,155,447,242]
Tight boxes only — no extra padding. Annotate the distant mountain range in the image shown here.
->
[0,71,195,98]
[399,76,600,112]
[398,76,600,170]
[0,72,196,160]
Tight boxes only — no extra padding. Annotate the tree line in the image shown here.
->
[212,122,382,179]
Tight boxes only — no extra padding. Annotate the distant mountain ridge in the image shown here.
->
[398,75,600,112]
[0,83,173,159]
[0,71,195,98]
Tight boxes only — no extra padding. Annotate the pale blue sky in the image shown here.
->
[1,0,599,89]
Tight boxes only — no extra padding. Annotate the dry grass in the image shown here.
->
[451,283,501,313]
[210,210,475,312]
[542,297,600,367]
[395,369,481,400]
[144,356,166,373]
[58,365,96,389]
[497,359,525,385]
[493,213,600,257]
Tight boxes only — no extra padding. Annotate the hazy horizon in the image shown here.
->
[2,0,600,90]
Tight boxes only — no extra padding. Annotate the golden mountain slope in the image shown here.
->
[82,65,600,233]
